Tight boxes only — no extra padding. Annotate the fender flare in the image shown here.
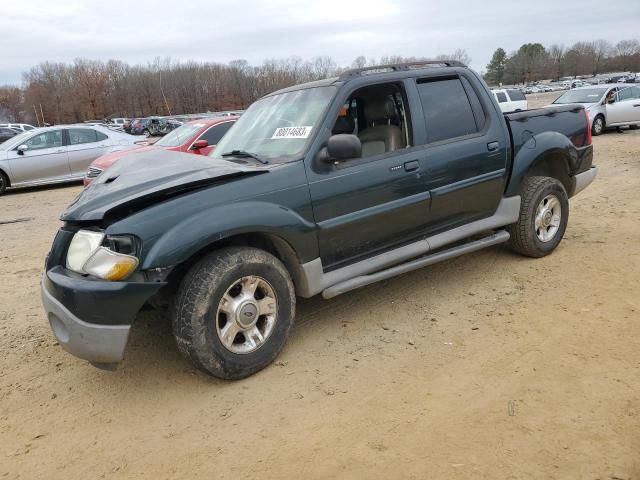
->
[139,200,318,269]
[505,131,577,197]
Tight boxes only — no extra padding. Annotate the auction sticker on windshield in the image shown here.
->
[272,126,312,139]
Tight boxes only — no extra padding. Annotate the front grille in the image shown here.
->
[86,166,104,178]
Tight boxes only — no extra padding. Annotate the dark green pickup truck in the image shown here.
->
[41,60,597,379]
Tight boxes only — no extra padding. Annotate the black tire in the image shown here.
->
[143,129,150,138]
[592,115,605,136]
[507,176,569,258]
[173,247,296,379]
[629,124,639,130]
[0,170,7,195]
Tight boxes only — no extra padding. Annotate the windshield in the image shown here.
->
[553,88,608,104]
[211,86,337,162]
[155,123,203,147]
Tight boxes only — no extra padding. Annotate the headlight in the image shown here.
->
[66,229,139,281]
[66,230,104,272]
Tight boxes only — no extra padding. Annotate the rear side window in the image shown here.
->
[495,92,508,103]
[416,77,478,143]
[461,77,486,130]
[69,128,98,145]
[96,130,108,141]
[200,122,235,145]
[507,89,526,101]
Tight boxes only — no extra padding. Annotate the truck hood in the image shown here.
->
[62,149,267,222]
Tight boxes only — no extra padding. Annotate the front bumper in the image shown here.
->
[41,266,165,365]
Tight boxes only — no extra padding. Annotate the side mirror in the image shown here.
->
[326,134,361,162]
[191,139,209,150]
[17,144,28,155]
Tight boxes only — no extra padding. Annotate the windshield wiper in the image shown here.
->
[221,150,269,164]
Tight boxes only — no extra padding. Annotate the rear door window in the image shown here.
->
[68,128,98,145]
[507,89,526,101]
[617,87,638,101]
[495,92,508,103]
[416,77,479,143]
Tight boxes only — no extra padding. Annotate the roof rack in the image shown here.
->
[338,60,466,80]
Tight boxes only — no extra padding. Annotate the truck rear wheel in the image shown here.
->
[173,247,295,379]
[507,176,569,258]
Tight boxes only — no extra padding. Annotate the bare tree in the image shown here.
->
[547,44,565,80]
[615,39,640,70]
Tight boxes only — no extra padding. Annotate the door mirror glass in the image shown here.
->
[326,134,361,162]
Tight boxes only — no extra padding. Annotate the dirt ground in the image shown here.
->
[1,92,639,479]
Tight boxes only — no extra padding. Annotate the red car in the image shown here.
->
[84,116,238,185]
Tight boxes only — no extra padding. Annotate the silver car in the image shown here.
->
[552,84,640,135]
[0,125,138,195]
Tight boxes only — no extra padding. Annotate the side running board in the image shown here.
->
[322,230,510,299]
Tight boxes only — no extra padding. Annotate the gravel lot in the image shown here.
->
[1,91,639,479]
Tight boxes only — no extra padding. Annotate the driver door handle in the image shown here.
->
[404,160,419,172]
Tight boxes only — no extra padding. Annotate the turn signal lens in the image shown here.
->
[83,247,139,281]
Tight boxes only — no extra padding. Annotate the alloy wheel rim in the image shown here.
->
[594,118,603,134]
[215,276,278,354]
[535,194,562,242]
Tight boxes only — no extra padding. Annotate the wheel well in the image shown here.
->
[163,233,303,300]
[526,153,571,194]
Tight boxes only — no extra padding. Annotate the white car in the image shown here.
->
[0,123,36,132]
[0,125,139,195]
[492,89,528,113]
[552,84,640,135]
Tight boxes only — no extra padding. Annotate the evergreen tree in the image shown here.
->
[485,48,507,85]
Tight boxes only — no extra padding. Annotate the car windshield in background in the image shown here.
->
[211,86,337,162]
[155,123,203,147]
[553,88,608,104]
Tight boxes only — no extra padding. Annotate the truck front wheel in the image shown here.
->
[173,247,296,379]
[507,176,569,258]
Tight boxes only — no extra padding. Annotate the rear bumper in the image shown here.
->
[41,266,165,365]
[571,166,598,197]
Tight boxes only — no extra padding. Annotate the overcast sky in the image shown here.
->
[1,0,639,85]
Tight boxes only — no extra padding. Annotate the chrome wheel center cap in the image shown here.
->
[237,302,259,328]
[543,210,553,227]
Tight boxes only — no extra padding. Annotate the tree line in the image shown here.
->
[1,39,638,124]
[0,51,471,125]
[484,39,640,86]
